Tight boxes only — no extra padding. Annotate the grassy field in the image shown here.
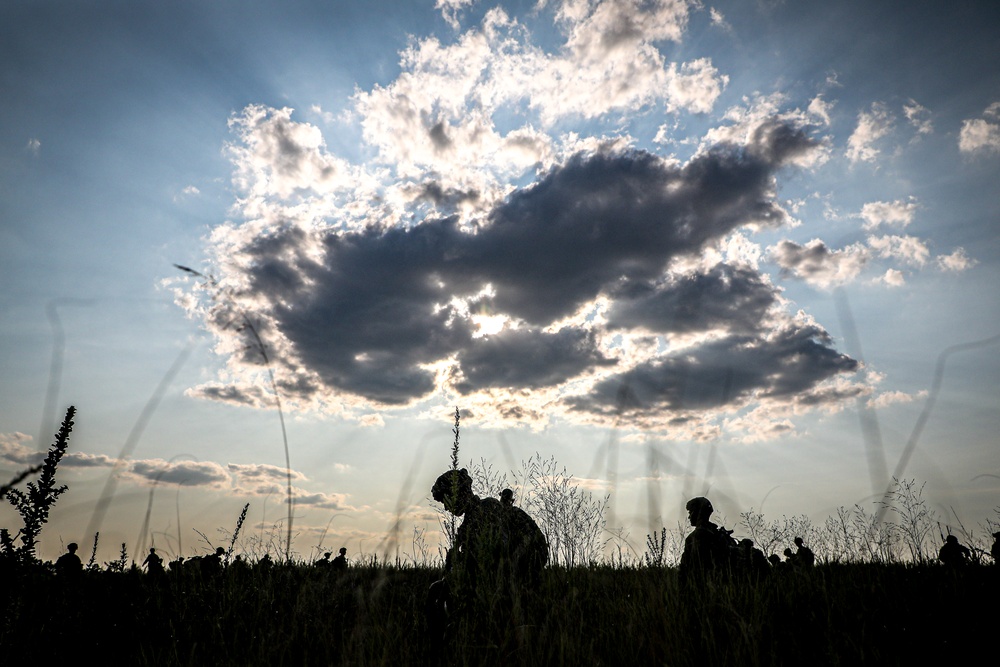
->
[3,408,997,664]
[1,558,996,666]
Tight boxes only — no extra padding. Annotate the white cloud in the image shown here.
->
[769,239,869,289]
[437,0,476,29]
[936,247,976,272]
[867,389,927,410]
[959,104,1000,154]
[26,138,41,155]
[867,234,929,267]
[709,7,732,32]
[807,95,833,126]
[859,198,917,230]
[846,102,893,163]
[903,99,932,135]
[880,268,905,287]
[0,432,38,466]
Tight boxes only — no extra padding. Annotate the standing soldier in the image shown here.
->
[143,547,165,576]
[332,547,348,571]
[55,542,83,578]
[679,497,733,584]
[793,536,815,566]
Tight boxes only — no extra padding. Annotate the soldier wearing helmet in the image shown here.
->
[679,497,732,584]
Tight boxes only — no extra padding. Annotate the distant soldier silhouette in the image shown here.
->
[782,547,796,566]
[316,552,332,568]
[142,547,165,576]
[793,536,815,567]
[498,487,547,583]
[938,535,971,566]
[679,497,735,584]
[55,542,83,578]
[991,532,1000,565]
[427,468,547,645]
[332,547,348,571]
[204,546,226,571]
[736,538,770,580]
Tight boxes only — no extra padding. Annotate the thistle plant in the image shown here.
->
[3,406,75,560]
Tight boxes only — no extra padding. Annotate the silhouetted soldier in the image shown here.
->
[332,547,348,571]
[142,547,165,576]
[782,547,796,567]
[736,538,769,581]
[498,487,547,583]
[991,532,1000,565]
[168,555,185,573]
[427,468,547,646]
[679,497,734,584]
[793,536,815,567]
[55,542,83,579]
[316,552,332,568]
[938,535,971,566]
[767,553,782,569]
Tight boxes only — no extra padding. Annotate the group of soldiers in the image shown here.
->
[50,483,1000,591]
[678,496,814,584]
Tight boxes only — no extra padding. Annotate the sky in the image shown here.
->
[2,0,999,564]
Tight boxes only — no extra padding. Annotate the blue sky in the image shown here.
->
[2,0,998,563]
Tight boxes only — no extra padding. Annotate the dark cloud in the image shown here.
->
[129,460,229,488]
[258,142,805,404]
[187,383,268,407]
[228,462,307,483]
[415,181,480,207]
[568,323,858,416]
[453,328,614,394]
[195,119,862,427]
[605,263,778,335]
[428,120,452,152]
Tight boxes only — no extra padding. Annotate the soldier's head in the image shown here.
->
[501,488,514,506]
[685,497,713,526]
[67,543,78,553]
[339,547,347,555]
[794,536,804,547]
[432,468,475,516]
[946,534,958,544]
[783,548,793,558]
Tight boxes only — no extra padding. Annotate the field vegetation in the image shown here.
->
[2,407,998,665]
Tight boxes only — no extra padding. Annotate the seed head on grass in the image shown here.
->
[175,263,295,562]
[228,502,250,564]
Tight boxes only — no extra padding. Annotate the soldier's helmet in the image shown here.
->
[685,496,713,515]
[432,468,474,504]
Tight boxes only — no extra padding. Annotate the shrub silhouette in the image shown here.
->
[2,406,75,561]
